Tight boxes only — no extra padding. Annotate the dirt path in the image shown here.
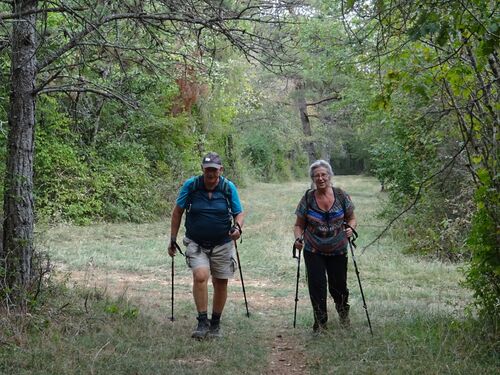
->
[61,267,310,374]
[265,332,309,375]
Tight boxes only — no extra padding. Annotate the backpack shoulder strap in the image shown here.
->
[333,187,347,211]
[190,175,203,192]
[185,175,203,210]
[302,189,313,228]
[304,189,313,211]
[219,176,232,197]
[303,189,314,229]
[187,175,233,204]
[219,176,234,215]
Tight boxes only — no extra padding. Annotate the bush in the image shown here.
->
[35,98,103,224]
[242,128,300,181]
[465,178,500,321]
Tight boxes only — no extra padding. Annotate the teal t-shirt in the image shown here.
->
[176,176,242,247]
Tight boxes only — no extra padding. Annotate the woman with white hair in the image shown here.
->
[293,160,357,333]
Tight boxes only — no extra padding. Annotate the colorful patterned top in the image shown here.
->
[295,187,355,256]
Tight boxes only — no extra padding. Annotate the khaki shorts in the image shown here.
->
[183,237,238,279]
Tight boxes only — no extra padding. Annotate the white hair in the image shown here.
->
[309,159,334,179]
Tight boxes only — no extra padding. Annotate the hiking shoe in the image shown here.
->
[312,321,328,333]
[339,315,351,328]
[191,317,210,339]
[336,304,350,328]
[207,321,223,339]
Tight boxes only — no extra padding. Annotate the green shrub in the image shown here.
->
[92,142,159,222]
[242,128,297,181]
[35,98,103,224]
[465,177,500,320]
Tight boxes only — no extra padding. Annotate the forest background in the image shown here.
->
[0,0,497,344]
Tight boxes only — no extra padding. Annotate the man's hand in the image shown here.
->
[168,239,177,257]
[229,224,242,241]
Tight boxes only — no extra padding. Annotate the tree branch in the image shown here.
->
[306,94,342,106]
[361,136,471,253]
[37,85,138,108]
[36,2,299,73]
[0,7,86,20]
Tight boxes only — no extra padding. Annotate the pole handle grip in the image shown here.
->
[343,223,358,247]
[171,240,184,256]
[292,238,303,258]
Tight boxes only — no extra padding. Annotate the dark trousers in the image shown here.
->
[303,251,349,324]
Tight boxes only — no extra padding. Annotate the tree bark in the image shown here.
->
[295,80,316,164]
[1,0,37,308]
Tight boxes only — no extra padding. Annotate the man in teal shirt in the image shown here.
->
[168,152,244,339]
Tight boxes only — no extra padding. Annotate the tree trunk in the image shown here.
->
[295,80,316,164]
[225,134,239,181]
[1,0,37,309]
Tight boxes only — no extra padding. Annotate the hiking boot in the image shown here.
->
[191,317,210,339]
[312,320,328,333]
[339,314,350,328]
[312,310,328,333]
[336,304,350,328]
[207,320,223,339]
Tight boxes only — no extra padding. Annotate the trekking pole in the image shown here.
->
[170,255,175,321]
[232,223,250,317]
[169,241,184,322]
[345,224,373,336]
[234,239,250,317]
[292,241,302,328]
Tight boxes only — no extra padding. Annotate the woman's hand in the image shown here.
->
[293,219,305,250]
[344,227,353,238]
[294,237,304,250]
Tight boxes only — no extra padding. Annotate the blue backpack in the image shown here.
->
[186,175,233,215]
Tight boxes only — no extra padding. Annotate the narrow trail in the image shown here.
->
[265,332,309,375]
[63,267,310,374]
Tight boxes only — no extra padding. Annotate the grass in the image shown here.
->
[1,176,498,374]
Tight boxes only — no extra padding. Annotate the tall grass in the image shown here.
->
[1,176,497,374]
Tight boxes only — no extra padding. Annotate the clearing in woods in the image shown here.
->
[34,177,496,374]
